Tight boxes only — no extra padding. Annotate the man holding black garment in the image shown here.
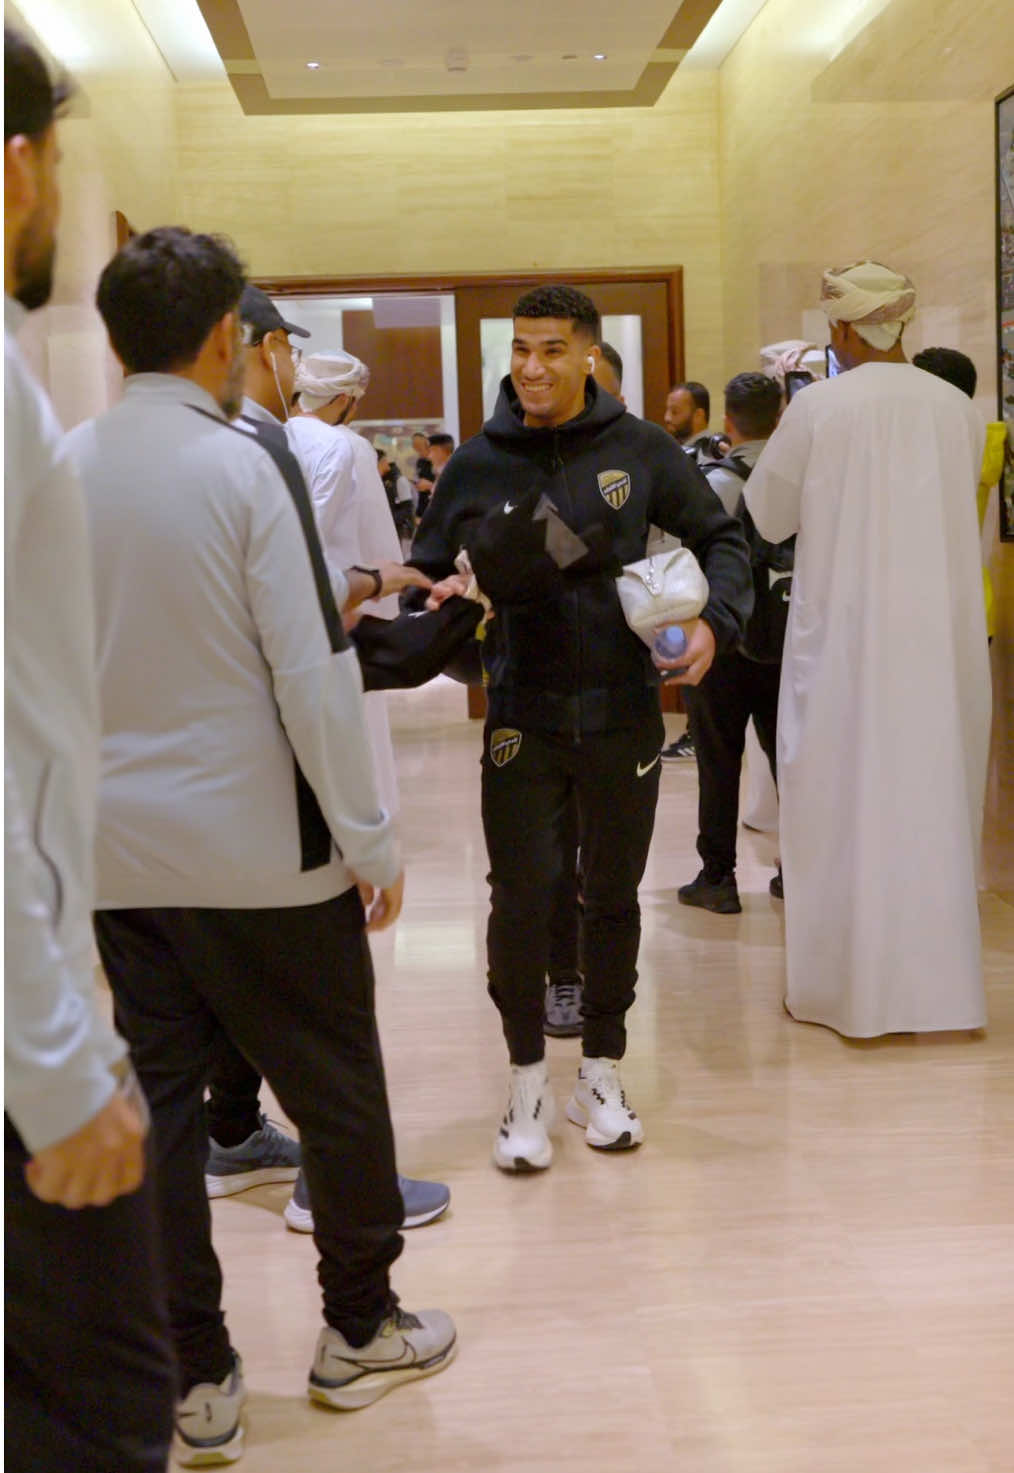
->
[67,226,456,1465]
[412,284,752,1171]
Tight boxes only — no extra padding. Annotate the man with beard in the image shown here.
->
[4,28,174,1473]
[663,380,713,459]
[745,260,990,1037]
[66,227,456,1465]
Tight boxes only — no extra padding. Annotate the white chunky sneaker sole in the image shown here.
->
[308,1336,458,1410]
[284,1198,315,1233]
[492,1133,553,1173]
[492,1089,556,1173]
[565,1096,644,1151]
[172,1424,244,1467]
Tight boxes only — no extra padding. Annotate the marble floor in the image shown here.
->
[212,677,1014,1472]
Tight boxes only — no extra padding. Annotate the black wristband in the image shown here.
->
[350,565,383,600]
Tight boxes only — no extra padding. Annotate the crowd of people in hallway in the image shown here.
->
[4,26,999,1473]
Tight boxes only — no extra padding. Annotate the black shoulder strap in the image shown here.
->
[185,406,341,874]
[188,405,347,655]
[716,453,752,483]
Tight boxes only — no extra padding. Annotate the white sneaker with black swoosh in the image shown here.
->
[173,1353,245,1466]
[308,1307,457,1410]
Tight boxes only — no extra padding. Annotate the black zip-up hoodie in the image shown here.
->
[410,377,753,738]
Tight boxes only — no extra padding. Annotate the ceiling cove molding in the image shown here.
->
[195,0,721,116]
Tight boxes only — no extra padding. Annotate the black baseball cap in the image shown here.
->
[239,285,310,342]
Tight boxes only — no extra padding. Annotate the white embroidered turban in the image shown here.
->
[295,350,370,411]
[819,260,917,351]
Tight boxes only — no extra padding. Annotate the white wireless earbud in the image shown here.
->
[586,357,595,372]
[268,350,290,422]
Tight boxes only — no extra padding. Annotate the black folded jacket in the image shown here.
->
[350,596,484,692]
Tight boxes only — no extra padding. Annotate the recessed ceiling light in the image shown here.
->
[305,60,321,69]
[593,53,607,61]
[562,53,578,60]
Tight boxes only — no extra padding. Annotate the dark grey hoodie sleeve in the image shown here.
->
[647,436,754,652]
[408,451,475,580]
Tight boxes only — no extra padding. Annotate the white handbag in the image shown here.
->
[615,547,709,646]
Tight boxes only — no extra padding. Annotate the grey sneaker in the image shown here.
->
[206,1115,301,1198]
[284,1171,450,1234]
[173,1352,245,1466]
[399,1174,451,1228]
[308,1307,457,1411]
[544,974,583,1038]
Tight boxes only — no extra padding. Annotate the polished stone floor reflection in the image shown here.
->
[214,677,1014,1473]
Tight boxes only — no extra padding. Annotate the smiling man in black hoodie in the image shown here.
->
[411,285,752,1171]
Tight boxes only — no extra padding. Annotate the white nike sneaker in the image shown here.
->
[173,1353,245,1466]
[566,1057,644,1150]
[308,1307,457,1410]
[493,1061,556,1172]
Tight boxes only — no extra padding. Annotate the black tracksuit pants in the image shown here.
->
[94,887,404,1393]
[482,707,664,1065]
[206,1034,263,1147]
[5,1118,175,1473]
[547,790,583,984]
[206,795,586,1134]
[683,649,781,876]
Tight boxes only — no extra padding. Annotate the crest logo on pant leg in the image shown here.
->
[490,728,522,767]
[597,470,631,510]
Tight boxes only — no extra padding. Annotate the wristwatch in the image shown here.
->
[350,565,383,600]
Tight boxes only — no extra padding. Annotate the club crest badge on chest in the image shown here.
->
[597,470,631,510]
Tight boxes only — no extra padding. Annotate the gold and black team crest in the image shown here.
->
[597,469,631,510]
[490,728,522,768]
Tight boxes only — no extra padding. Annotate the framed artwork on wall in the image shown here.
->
[997,83,1014,540]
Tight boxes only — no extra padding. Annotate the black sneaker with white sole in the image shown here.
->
[660,732,695,762]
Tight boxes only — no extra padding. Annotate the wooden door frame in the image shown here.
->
[258,267,688,719]
[254,267,685,389]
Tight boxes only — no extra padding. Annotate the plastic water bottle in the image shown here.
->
[652,625,687,662]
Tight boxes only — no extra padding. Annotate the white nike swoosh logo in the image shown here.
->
[636,754,661,778]
[503,500,516,514]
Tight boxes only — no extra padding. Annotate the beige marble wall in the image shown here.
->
[7,0,179,426]
[718,0,1014,414]
[173,70,726,407]
[12,0,1014,434]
